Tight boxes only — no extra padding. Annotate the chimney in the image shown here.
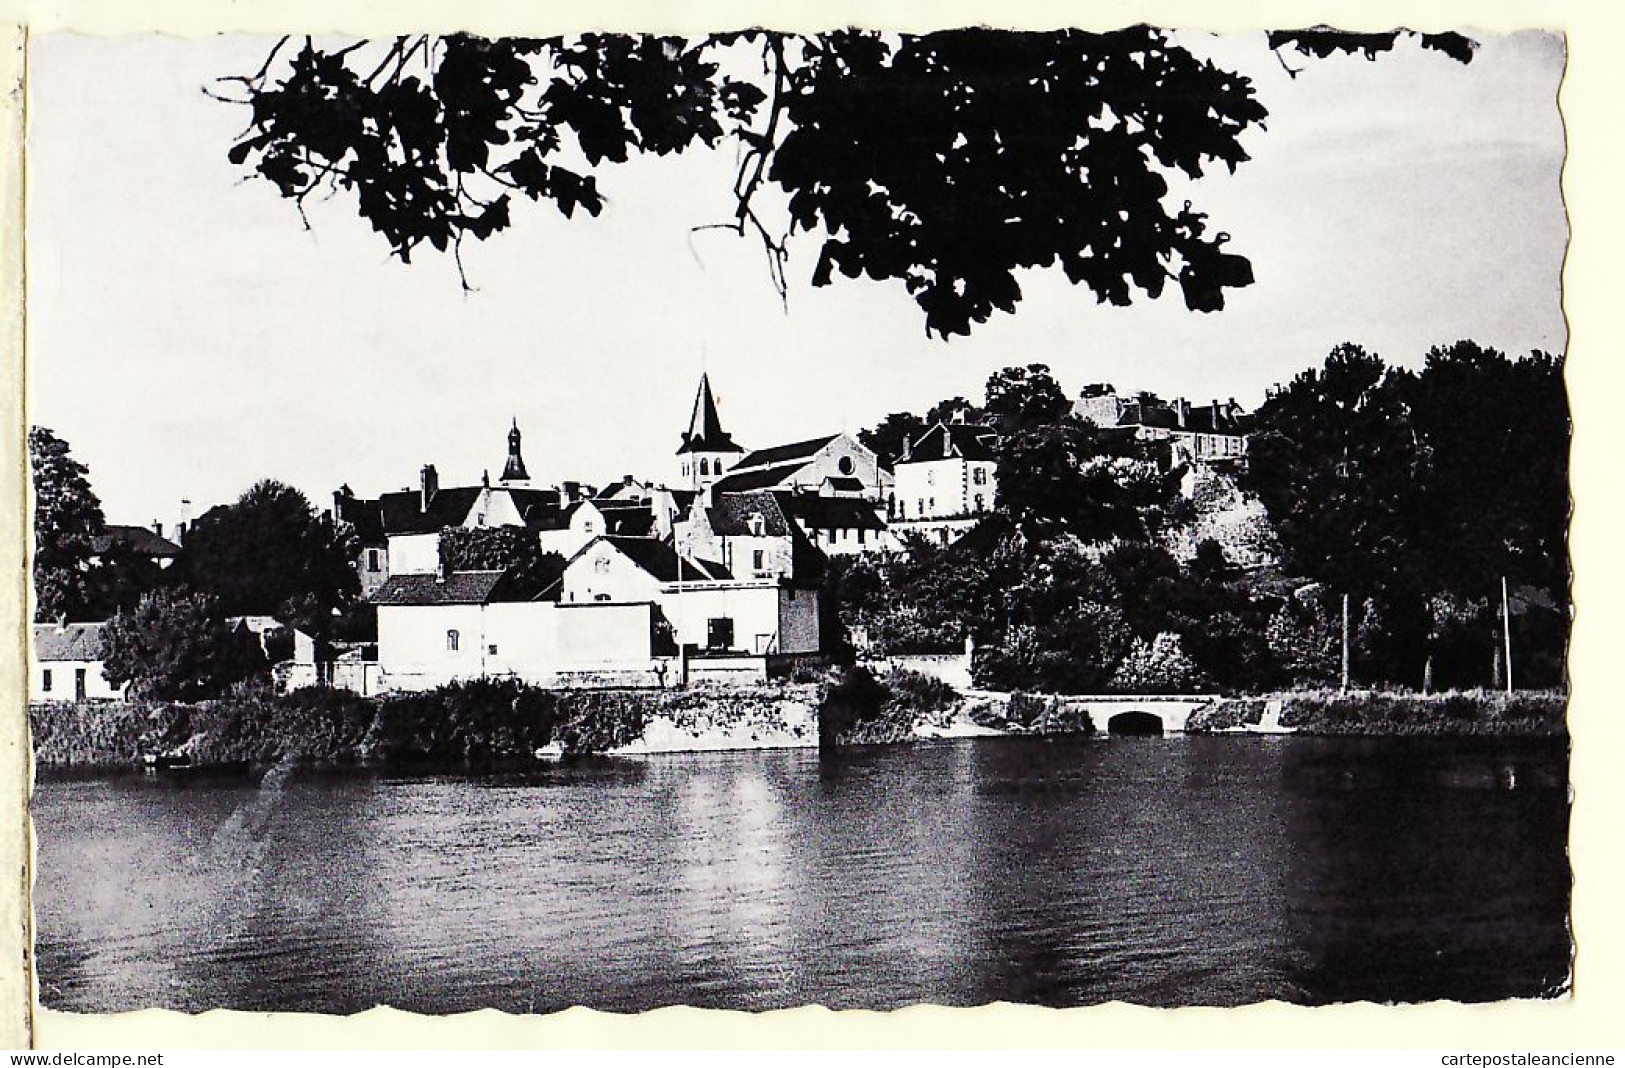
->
[420,464,439,511]
[152,521,163,538]
[1175,399,1189,428]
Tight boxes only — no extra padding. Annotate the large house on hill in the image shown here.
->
[1073,384,1250,465]
[890,421,1000,547]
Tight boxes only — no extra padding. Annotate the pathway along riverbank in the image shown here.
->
[27,672,1567,772]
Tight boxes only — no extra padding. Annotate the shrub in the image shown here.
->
[1111,632,1204,693]
[553,691,649,755]
[817,664,889,745]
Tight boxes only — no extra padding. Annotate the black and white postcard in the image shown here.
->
[13,9,1606,1051]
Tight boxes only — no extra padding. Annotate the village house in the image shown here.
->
[90,524,181,570]
[889,421,1000,547]
[30,622,126,702]
[370,570,665,691]
[562,532,822,664]
[775,490,893,555]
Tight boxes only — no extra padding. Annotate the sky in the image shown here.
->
[25,29,1566,529]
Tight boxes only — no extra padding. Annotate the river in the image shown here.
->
[32,734,1570,1014]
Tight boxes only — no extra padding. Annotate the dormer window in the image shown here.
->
[747,512,765,536]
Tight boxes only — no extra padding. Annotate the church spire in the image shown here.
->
[676,373,740,455]
[501,417,530,483]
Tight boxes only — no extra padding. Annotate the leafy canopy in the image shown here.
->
[217,28,1468,339]
[29,426,107,623]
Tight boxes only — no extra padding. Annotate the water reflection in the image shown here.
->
[33,735,1570,1013]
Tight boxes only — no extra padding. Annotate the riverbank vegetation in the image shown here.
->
[1185,689,1567,736]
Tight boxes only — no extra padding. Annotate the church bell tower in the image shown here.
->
[675,373,744,491]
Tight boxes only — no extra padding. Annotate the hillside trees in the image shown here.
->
[29,427,107,622]
[1242,342,1569,688]
[217,29,1470,339]
[172,480,359,626]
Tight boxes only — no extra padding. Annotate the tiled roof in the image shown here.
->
[334,493,386,543]
[376,487,482,535]
[601,507,656,537]
[902,423,997,463]
[712,465,800,493]
[371,570,510,605]
[775,492,886,531]
[706,491,795,537]
[732,434,838,472]
[92,524,181,558]
[32,622,108,662]
[592,536,731,582]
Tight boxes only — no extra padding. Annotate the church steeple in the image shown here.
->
[675,373,744,491]
[676,373,740,455]
[501,417,530,484]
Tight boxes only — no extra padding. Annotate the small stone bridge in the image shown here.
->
[966,691,1218,734]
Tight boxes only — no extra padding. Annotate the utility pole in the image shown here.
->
[1340,592,1351,694]
[1502,575,1514,695]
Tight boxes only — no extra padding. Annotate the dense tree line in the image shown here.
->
[834,342,1568,694]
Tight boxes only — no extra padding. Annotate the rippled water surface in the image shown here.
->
[33,734,1570,1013]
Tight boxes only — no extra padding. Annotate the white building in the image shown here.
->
[890,422,999,547]
[30,622,126,702]
[562,535,821,658]
[371,570,663,690]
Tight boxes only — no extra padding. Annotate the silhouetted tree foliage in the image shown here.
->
[983,364,1071,434]
[29,427,107,623]
[173,480,359,621]
[1242,342,1569,688]
[100,588,267,701]
[218,28,1468,338]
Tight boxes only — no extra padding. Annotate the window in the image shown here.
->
[700,458,710,476]
[858,528,866,545]
[367,548,382,572]
[488,644,499,655]
[837,455,855,476]
[447,629,460,652]
[974,494,985,512]
[752,549,765,570]
[41,669,51,693]
[926,470,936,485]
[973,468,987,485]
[917,499,925,517]
[75,669,86,701]
[707,617,735,649]
[716,460,724,473]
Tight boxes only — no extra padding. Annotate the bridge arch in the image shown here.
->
[1106,710,1165,736]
